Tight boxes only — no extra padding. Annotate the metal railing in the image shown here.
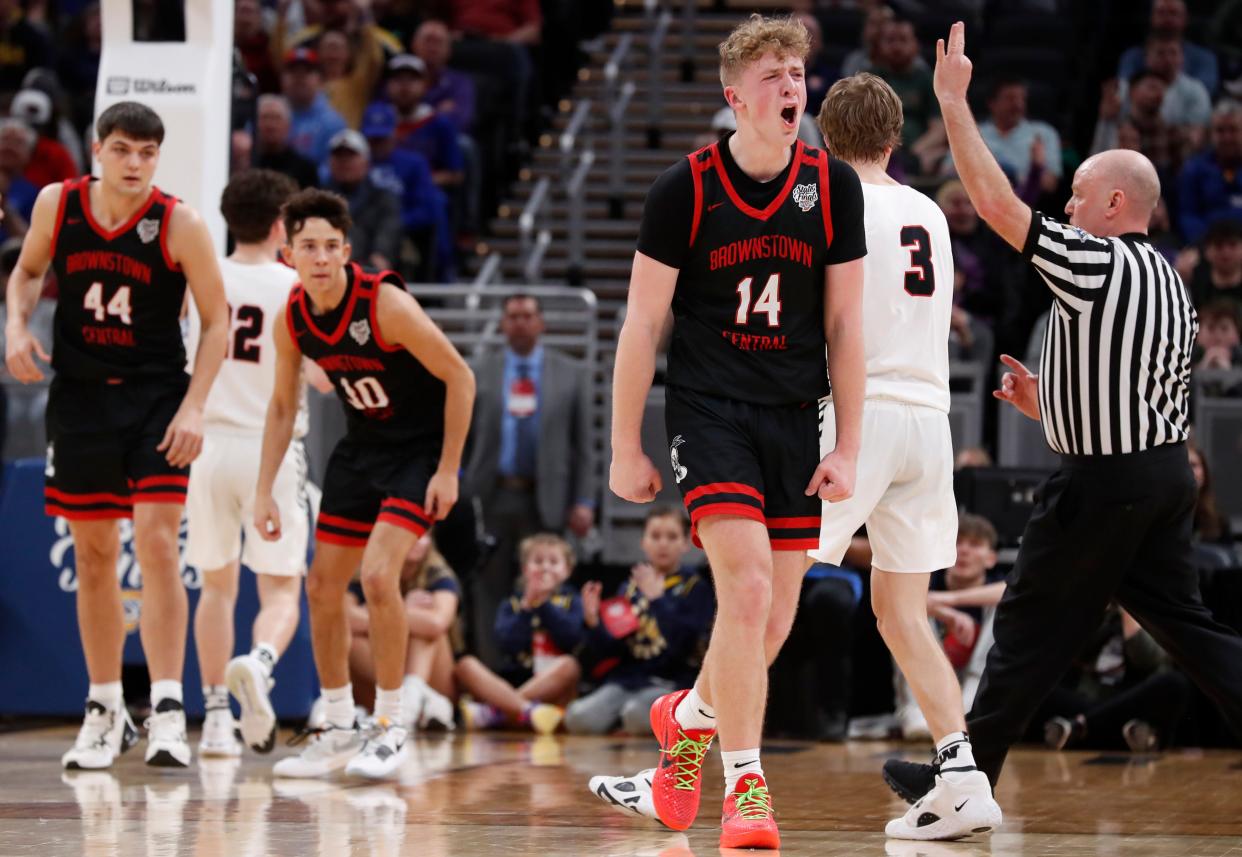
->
[566,149,596,286]
[646,8,672,149]
[603,32,633,106]
[471,252,503,288]
[518,176,550,280]
[680,0,697,83]
[559,98,593,177]
[608,80,637,220]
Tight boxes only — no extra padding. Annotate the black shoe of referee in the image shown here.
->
[883,758,938,805]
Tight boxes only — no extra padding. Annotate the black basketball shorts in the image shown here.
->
[316,436,438,547]
[664,385,821,551]
[44,374,191,520]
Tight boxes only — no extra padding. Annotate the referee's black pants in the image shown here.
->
[966,442,1242,786]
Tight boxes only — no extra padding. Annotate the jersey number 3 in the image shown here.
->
[734,273,782,327]
[901,225,935,297]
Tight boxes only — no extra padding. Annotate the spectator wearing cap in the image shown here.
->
[322,128,402,272]
[385,54,465,191]
[1118,0,1218,96]
[282,47,348,163]
[9,89,76,188]
[412,19,476,135]
[235,0,279,93]
[22,69,87,174]
[1178,103,1242,244]
[0,0,51,95]
[0,118,38,228]
[255,94,320,189]
[1187,219,1242,315]
[360,102,452,282]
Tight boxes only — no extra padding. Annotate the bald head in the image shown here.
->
[1066,149,1161,236]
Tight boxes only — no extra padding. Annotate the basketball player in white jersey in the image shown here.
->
[592,74,1002,841]
[185,169,329,757]
[812,74,1001,840]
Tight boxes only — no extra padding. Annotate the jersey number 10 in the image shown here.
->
[340,376,391,410]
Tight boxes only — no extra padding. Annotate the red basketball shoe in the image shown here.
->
[648,689,716,831]
[719,773,779,850]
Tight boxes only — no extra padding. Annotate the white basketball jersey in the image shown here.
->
[187,258,309,437]
[857,182,953,412]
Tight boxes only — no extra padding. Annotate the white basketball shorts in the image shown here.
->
[810,398,958,573]
[185,433,309,575]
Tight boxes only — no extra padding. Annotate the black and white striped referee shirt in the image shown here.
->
[1023,213,1198,456]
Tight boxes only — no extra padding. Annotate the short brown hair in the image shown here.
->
[1199,299,1241,332]
[958,513,998,550]
[282,188,352,241]
[519,533,575,569]
[817,73,903,163]
[644,504,690,536]
[718,14,810,86]
[96,101,164,144]
[221,169,298,244]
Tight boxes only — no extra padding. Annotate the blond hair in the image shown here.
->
[816,72,904,163]
[518,532,576,570]
[718,14,810,86]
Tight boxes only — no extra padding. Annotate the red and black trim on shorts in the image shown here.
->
[44,475,189,520]
[316,511,373,547]
[376,497,432,537]
[682,482,819,551]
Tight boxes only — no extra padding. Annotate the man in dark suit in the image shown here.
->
[463,294,596,668]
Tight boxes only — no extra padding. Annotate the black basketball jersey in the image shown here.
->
[49,176,188,380]
[287,262,445,446]
[668,139,836,406]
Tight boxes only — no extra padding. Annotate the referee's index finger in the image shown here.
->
[948,20,965,53]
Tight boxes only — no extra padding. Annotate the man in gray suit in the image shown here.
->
[463,294,596,668]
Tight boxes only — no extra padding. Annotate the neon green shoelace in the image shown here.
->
[662,731,714,790]
[734,782,773,820]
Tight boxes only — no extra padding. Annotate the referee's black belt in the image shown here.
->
[1059,440,1185,472]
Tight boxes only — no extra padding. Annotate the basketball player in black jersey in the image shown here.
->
[596,15,866,850]
[3,102,228,769]
[254,189,474,780]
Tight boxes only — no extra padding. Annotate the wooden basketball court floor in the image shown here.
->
[2,727,1241,856]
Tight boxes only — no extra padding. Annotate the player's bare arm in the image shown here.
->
[303,357,334,393]
[254,312,303,541]
[806,256,864,503]
[374,281,475,520]
[934,21,1031,250]
[161,203,228,467]
[3,183,62,382]
[610,251,677,503]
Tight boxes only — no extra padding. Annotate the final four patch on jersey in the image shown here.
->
[137,218,160,244]
[792,183,819,212]
[349,319,371,346]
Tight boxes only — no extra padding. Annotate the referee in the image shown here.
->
[885,23,1242,810]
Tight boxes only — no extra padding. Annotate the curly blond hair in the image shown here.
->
[718,14,811,87]
[816,72,904,163]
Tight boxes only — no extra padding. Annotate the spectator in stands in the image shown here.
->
[875,17,946,174]
[1179,103,1242,243]
[254,94,320,189]
[0,0,51,95]
[1188,218,1242,312]
[56,1,100,132]
[1096,71,1191,176]
[8,89,76,187]
[360,102,452,282]
[322,128,402,270]
[281,47,348,163]
[1193,299,1242,373]
[386,54,466,191]
[841,5,924,78]
[1118,0,1218,96]
[978,78,1060,194]
[795,12,835,114]
[566,507,712,736]
[936,179,1013,327]
[0,119,38,227]
[1039,606,1191,753]
[455,533,581,733]
[344,534,460,729]
[235,0,279,93]
[412,18,476,134]
[21,69,86,174]
[461,293,596,670]
[448,0,540,137]
[1188,441,1233,545]
[898,514,1005,740]
[314,20,392,129]
[1119,36,1212,135]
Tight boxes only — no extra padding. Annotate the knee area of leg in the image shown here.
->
[359,567,399,603]
[132,527,178,561]
[721,572,773,621]
[305,573,344,606]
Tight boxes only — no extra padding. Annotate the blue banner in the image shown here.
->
[0,458,319,718]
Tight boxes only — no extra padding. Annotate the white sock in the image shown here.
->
[402,674,429,695]
[323,684,356,729]
[203,685,229,712]
[675,685,716,731]
[88,681,123,711]
[935,731,977,773]
[374,687,403,723]
[150,680,183,707]
[721,748,763,794]
[250,643,279,677]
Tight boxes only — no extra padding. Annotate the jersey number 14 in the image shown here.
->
[734,273,782,327]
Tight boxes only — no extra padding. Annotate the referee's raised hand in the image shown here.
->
[934,21,973,104]
[993,354,1040,421]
